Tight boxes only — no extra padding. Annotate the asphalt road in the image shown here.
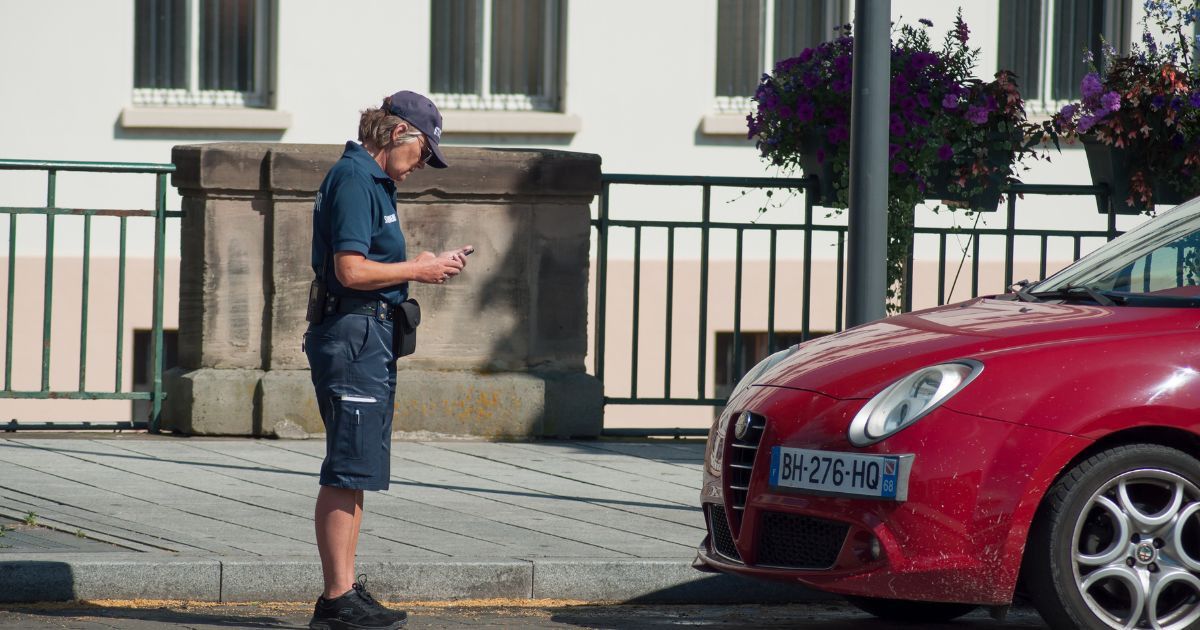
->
[0,600,1051,629]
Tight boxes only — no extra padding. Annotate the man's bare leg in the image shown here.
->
[316,485,359,599]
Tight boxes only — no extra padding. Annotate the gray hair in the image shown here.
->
[358,100,423,150]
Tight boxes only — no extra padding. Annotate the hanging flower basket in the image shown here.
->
[1053,1,1200,216]
[1081,135,1194,214]
[796,131,841,207]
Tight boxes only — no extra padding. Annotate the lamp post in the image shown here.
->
[846,0,890,326]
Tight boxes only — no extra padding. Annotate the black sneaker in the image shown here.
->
[308,584,407,630]
[350,577,408,625]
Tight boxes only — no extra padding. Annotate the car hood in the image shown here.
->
[758,297,1200,399]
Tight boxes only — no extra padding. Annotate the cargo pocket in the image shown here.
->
[330,394,378,464]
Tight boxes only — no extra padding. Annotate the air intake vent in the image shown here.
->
[756,511,849,569]
[708,504,741,562]
[726,411,766,518]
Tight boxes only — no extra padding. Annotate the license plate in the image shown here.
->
[769,446,913,501]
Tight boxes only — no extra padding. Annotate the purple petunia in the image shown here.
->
[892,161,910,174]
[937,144,954,161]
[966,105,989,124]
[1080,73,1103,99]
[1191,92,1200,108]
[1058,103,1079,120]
[798,48,814,63]
[942,94,959,109]
[1152,94,1167,110]
[827,126,849,145]
[889,143,901,159]
[795,100,815,121]
[1100,91,1122,112]
[916,93,931,108]
[802,72,820,89]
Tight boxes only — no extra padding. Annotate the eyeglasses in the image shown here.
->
[418,135,434,166]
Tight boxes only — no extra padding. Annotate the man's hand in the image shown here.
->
[412,251,464,284]
[438,246,473,267]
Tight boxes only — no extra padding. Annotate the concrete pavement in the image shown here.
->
[0,435,819,604]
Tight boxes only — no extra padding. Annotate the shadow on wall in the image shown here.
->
[396,146,600,437]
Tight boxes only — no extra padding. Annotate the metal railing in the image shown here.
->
[592,173,1116,437]
[0,159,179,432]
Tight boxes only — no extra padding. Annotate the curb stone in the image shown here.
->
[0,555,827,604]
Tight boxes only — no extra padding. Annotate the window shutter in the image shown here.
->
[431,0,481,96]
[997,0,1043,100]
[716,0,764,98]
[134,0,188,89]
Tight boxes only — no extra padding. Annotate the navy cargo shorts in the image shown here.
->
[304,313,396,491]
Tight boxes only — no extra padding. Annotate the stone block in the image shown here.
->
[220,558,532,602]
[258,369,321,436]
[404,202,532,371]
[161,367,264,436]
[171,143,270,193]
[266,198,316,371]
[0,556,222,603]
[392,369,600,438]
[178,196,269,370]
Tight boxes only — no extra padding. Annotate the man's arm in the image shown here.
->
[334,251,465,290]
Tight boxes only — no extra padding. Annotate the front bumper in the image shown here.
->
[696,385,1090,605]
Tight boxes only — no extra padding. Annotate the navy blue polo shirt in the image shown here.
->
[311,141,408,305]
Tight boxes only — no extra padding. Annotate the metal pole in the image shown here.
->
[846,0,890,326]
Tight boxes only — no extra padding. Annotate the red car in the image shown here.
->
[695,197,1200,630]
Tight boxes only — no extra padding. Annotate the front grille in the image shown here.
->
[708,504,741,562]
[726,411,766,520]
[756,511,849,569]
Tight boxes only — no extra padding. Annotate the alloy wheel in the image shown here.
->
[1070,469,1200,630]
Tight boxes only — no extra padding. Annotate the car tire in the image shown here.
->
[1023,444,1200,630]
[845,595,977,622]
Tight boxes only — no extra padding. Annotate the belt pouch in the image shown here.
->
[393,298,421,358]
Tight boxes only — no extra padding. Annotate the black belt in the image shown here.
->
[328,296,395,321]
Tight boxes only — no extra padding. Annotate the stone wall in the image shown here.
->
[163,142,602,437]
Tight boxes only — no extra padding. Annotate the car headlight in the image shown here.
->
[847,360,983,446]
[727,345,799,402]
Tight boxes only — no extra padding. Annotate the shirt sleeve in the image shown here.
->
[327,172,376,255]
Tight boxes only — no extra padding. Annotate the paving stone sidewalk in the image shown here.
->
[0,435,817,604]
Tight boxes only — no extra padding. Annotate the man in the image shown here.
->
[304,90,470,630]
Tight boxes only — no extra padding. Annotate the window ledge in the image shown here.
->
[441,111,580,135]
[120,106,293,131]
[701,113,751,137]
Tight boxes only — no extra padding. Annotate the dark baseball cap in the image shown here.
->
[385,90,448,168]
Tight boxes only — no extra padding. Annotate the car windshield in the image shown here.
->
[1033,197,1200,303]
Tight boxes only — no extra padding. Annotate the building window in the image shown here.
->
[998,0,1131,112]
[430,0,565,111]
[133,0,273,108]
[131,329,178,422]
[715,0,847,113]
